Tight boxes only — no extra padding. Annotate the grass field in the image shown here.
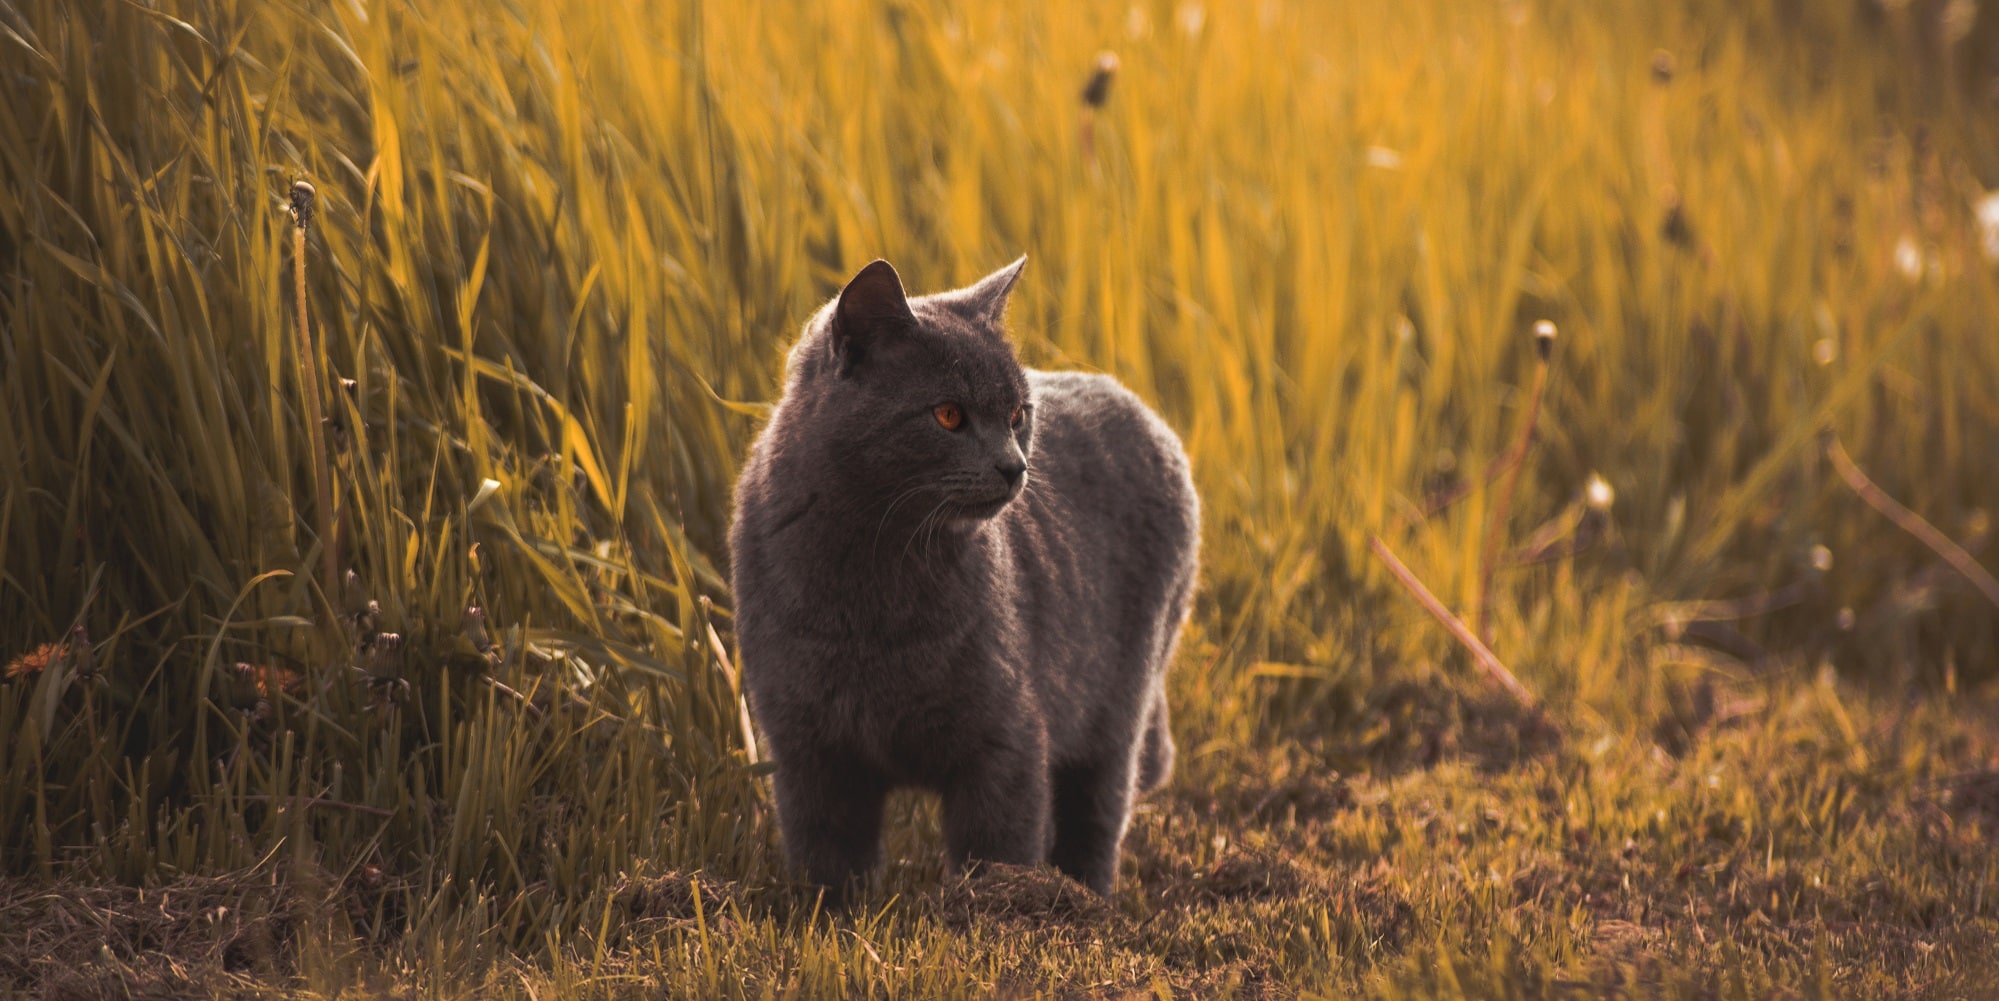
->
[4,0,1999,996]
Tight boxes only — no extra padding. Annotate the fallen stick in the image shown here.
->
[1823,431,1999,611]
[1369,534,1537,708]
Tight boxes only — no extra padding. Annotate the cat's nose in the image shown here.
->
[995,457,1026,488]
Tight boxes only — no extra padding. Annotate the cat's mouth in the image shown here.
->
[948,489,1019,521]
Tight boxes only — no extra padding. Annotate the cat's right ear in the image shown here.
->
[830,260,917,377]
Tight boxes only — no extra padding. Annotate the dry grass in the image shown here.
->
[4,0,1999,995]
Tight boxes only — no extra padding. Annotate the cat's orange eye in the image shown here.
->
[1008,406,1025,429]
[933,403,963,430]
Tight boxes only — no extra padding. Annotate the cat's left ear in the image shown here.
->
[830,259,918,376]
[941,255,1028,331]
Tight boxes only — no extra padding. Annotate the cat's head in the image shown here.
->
[779,257,1034,527]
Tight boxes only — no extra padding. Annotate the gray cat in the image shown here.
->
[728,257,1199,899]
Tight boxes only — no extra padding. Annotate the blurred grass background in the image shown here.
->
[2,0,1998,995]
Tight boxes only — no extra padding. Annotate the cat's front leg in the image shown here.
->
[772,748,889,905]
[1048,748,1138,896]
[940,731,1051,874]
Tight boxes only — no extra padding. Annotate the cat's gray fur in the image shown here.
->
[728,257,1199,899]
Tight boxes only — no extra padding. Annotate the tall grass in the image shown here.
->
[2,0,1995,974]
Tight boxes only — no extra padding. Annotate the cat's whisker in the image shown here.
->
[871,483,939,560]
[900,498,953,566]
[862,468,952,558]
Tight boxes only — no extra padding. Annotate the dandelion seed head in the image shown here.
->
[1175,1,1205,38]
[1976,190,1999,262]
[289,180,316,227]
[1944,0,1977,46]
[1585,474,1614,512]
[1125,6,1149,39]
[1894,235,1924,280]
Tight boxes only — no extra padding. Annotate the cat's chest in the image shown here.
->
[792,631,1013,769]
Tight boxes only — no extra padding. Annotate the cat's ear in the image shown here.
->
[941,255,1028,330]
[830,259,917,376]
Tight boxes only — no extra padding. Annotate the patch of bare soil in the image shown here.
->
[0,870,305,1000]
[1330,676,1565,776]
[1184,847,1314,903]
[935,863,1121,932]
[1934,767,1999,827]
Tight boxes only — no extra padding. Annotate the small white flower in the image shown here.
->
[1175,0,1205,38]
[1365,146,1404,170]
[1976,190,1999,262]
[1125,5,1150,39]
[1944,0,1978,46]
[1894,235,1923,279]
[1585,474,1614,512]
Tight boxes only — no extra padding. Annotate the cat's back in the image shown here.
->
[1020,370,1198,572]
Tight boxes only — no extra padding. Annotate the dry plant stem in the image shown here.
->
[1370,534,1538,708]
[242,794,394,818]
[483,676,545,718]
[1412,453,1514,524]
[1825,432,1999,610]
[1402,445,1528,529]
[1475,351,1551,638]
[1650,581,1810,628]
[290,185,337,611]
[700,596,761,765]
[1079,52,1115,177]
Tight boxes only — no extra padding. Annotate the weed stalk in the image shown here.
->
[1475,321,1557,640]
[288,181,338,618]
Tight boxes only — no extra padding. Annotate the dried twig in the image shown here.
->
[1369,535,1537,708]
[1824,431,1999,610]
[482,676,545,718]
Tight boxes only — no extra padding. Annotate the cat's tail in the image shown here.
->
[1136,691,1174,794]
